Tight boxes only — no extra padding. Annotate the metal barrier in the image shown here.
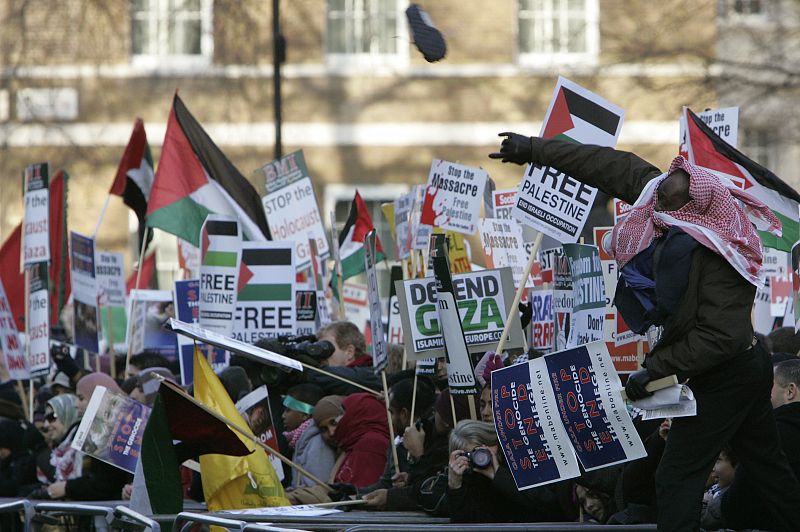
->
[34,502,115,531]
[241,524,312,531]
[0,499,34,532]
[113,505,162,531]
[343,524,658,531]
[173,511,246,531]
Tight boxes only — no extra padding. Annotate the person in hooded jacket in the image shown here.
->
[314,393,389,487]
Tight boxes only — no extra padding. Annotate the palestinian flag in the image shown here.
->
[0,170,70,330]
[130,380,251,516]
[684,107,800,252]
[126,251,156,293]
[237,244,294,302]
[338,191,385,279]
[146,93,271,246]
[541,82,623,144]
[110,119,154,245]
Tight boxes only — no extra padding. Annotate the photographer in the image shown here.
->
[446,420,565,523]
[309,321,381,395]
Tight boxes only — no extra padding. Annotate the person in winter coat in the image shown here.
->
[310,321,382,395]
[0,417,39,496]
[491,132,800,532]
[314,393,389,487]
[281,383,336,488]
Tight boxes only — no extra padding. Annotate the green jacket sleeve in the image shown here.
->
[529,137,663,204]
[645,250,756,379]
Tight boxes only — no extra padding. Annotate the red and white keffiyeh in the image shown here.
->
[611,156,781,286]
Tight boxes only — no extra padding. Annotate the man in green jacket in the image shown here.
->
[491,133,800,531]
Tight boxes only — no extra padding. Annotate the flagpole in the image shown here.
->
[380,370,400,475]
[93,194,112,238]
[125,226,150,377]
[157,378,333,492]
[494,232,543,357]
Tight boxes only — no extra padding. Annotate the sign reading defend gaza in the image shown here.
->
[512,77,624,243]
[396,267,524,360]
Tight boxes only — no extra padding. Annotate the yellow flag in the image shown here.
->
[193,350,289,511]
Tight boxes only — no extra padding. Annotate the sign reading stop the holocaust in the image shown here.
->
[512,77,624,243]
[22,163,50,267]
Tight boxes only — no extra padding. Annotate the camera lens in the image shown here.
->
[469,448,493,469]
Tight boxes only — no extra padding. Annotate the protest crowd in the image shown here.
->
[3,11,800,532]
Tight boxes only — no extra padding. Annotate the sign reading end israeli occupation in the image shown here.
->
[512,77,624,243]
[233,241,296,344]
[491,361,579,489]
[199,214,241,337]
[544,341,646,470]
[396,268,524,360]
[261,150,329,269]
[420,160,487,235]
[22,162,50,267]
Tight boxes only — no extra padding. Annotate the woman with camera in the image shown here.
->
[447,420,567,523]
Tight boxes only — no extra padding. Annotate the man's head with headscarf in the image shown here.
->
[655,169,690,212]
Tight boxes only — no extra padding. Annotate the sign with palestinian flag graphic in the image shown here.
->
[683,107,800,252]
[338,192,385,280]
[233,241,296,343]
[513,77,624,243]
[199,215,242,338]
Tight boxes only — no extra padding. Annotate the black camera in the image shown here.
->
[461,448,493,470]
[277,335,335,361]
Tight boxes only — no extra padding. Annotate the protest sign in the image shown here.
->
[233,242,296,343]
[530,287,554,353]
[680,107,738,150]
[491,360,580,489]
[70,231,101,354]
[26,262,50,376]
[96,251,127,353]
[432,248,478,395]
[480,218,531,288]
[261,150,329,269]
[386,266,404,345]
[177,238,200,279]
[512,77,624,243]
[22,163,50,267]
[563,244,605,346]
[770,274,793,317]
[427,231,471,275]
[543,341,646,470]
[396,268,524,360]
[295,290,318,336]
[494,189,542,259]
[394,189,416,260]
[72,385,151,474]
[174,280,227,384]
[166,318,303,372]
[307,237,331,331]
[199,214,241,337]
[420,160,487,235]
[754,249,789,334]
[128,290,178,360]
[538,247,562,284]
[553,252,573,351]
[236,385,284,481]
[613,199,632,224]
[793,242,800,331]
[415,357,436,376]
[343,282,370,333]
[364,231,387,373]
[0,280,28,380]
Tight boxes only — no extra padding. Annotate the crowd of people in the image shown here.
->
[0,316,799,529]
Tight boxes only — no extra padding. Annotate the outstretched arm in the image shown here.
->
[490,133,662,204]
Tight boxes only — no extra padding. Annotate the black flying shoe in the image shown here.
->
[406,4,447,63]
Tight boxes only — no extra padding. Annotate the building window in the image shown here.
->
[131,0,213,66]
[741,128,778,170]
[325,0,407,67]
[518,0,599,66]
[718,0,770,21]
[325,184,409,261]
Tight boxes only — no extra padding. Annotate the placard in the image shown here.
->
[261,150,329,269]
[96,251,127,353]
[295,290,317,336]
[420,160,487,235]
[480,218,531,288]
[128,290,178,361]
[174,280,228,384]
[22,163,50,267]
[386,265,404,345]
[233,242,296,343]
[26,262,50,376]
[364,231,387,373]
[396,268,524,360]
[72,385,151,474]
[70,231,100,354]
[199,214,241,337]
[563,244,605,346]
[0,280,28,380]
[236,385,284,481]
[512,77,624,243]
[530,288,554,353]
[552,252,573,351]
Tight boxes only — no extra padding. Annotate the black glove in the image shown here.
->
[489,132,533,165]
[51,342,81,380]
[624,369,654,401]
